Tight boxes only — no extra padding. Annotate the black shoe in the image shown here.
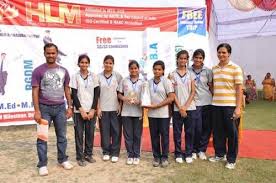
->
[77,160,87,167]
[152,158,160,167]
[85,156,96,163]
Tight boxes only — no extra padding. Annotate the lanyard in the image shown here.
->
[180,74,188,84]
[177,71,187,84]
[153,80,160,93]
[192,68,203,83]
[130,78,138,92]
[80,73,89,88]
[153,82,158,93]
[83,78,88,88]
[105,74,113,86]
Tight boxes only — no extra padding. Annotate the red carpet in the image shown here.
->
[94,128,276,160]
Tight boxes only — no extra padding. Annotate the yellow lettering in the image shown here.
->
[183,11,193,20]
[59,4,81,24]
[44,3,60,23]
[197,11,203,19]
[25,2,45,22]
[25,2,82,24]
[182,10,203,20]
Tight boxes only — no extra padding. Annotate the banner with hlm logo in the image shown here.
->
[0,0,209,126]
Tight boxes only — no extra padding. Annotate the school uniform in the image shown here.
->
[188,66,213,154]
[169,69,196,158]
[98,71,123,157]
[118,76,143,158]
[212,61,243,163]
[70,71,99,161]
[148,77,174,160]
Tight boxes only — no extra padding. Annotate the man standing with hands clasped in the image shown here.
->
[32,43,73,176]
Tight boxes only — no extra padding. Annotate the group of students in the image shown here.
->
[32,42,243,176]
[70,43,243,169]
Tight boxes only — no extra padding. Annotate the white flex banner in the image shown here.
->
[0,0,209,125]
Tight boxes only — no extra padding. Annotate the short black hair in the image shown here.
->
[44,43,58,52]
[217,43,232,54]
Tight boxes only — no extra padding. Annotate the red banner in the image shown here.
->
[0,111,34,122]
[206,0,212,31]
[0,0,177,31]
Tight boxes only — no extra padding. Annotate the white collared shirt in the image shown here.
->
[97,71,122,111]
[117,76,143,117]
[70,71,99,112]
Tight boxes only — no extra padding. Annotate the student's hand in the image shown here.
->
[133,99,140,105]
[81,112,88,120]
[87,109,95,120]
[233,107,241,120]
[97,108,102,119]
[34,110,42,123]
[123,96,132,105]
[179,106,187,118]
[66,108,73,119]
[168,74,175,82]
[117,107,121,116]
[80,109,88,120]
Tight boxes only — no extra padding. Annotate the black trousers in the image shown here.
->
[198,105,213,153]
[148,117,170,159]
[212,106,239,163]
[193,106,203,153]
[73,113,95,161]
[173,111,195,158]
[122,117,143,158]
[99,111,122,157]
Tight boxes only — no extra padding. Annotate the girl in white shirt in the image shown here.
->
[70,54,100,166]
[169,50,196,164]
[118,60,143,165]
[97,55,123,163]
[145,60,174,168]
